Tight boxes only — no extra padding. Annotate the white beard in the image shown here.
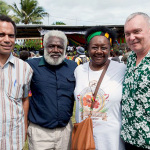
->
[44,49,66,65]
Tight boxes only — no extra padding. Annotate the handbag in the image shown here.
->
[71,60,110,150]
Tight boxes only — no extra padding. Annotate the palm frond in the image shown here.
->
[8,0,48,24]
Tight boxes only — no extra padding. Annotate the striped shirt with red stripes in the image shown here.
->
[0,53,33,150]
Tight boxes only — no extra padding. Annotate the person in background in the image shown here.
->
[111,50,121,63]
[19,50,29,61]
[121,47,131,64]
[27,30,77,150]
[39,48,44,57]
[121,12,150,150]
[0,14,33,150]
[74,46,90,65]
[118,50,123,62]
[28,51,35,59]
[74,26,126,150]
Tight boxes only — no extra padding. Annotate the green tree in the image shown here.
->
[52,21,66,25]
[9,0,48,24]
[0,0,10,15]
[24,39,41,50]
[0,1,23,26]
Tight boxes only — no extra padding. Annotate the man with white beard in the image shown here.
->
[27,30,77,150]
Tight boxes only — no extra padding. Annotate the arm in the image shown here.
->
[22,97,29,142]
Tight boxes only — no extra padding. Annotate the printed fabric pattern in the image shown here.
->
[121,51,150,149]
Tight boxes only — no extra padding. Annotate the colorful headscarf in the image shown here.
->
[87,31,112,45]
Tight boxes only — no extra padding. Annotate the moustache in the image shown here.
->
[49,53,62,57]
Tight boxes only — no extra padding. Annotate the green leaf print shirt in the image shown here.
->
[121,51,150,149]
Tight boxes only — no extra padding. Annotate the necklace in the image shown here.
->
[88,63,99,103]
[88,60,110,103]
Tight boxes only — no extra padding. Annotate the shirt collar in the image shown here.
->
[145,50,150,58]
[6,53,15,65]
[38,57,46,66]
[131,50,150,58]
[38,56,68,66]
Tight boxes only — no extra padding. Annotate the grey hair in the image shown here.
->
[125,12,150,26]
[43,30,68,51]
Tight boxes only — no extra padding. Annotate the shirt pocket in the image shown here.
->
[6,82,23,102]
[59,76,75,91]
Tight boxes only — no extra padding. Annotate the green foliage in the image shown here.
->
[24,39,41,50]
[9,0,48,24]
[14,39,41,51]
[52,21,66,25]
[14,44,21,51]
[0,0,10,15]
[23,140,28,150]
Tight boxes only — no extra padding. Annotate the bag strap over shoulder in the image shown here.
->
[93,60,110,98]
[90,60,110,112]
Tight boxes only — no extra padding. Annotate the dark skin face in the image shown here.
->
[88,35,111,70]
[45,36,64,58]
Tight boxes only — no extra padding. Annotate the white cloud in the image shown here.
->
[6,0,150,26]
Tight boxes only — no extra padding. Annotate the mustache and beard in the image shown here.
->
[44,48,66,65]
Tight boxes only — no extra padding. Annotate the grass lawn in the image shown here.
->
[23,102,76,150]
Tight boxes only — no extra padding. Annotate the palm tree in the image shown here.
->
[9,0,48,24]
[0,0,21,23]
[0,0,10,15]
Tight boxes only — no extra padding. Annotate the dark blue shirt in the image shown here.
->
[27,57,77,128]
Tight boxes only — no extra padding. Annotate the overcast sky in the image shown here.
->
[6,0,150,26]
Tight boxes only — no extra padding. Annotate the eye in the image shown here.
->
[101,47,107,50]
[125,32,130,37]
[9,34,15,38]
[134,29,141,34]
[92,46,98,50]
[0,33,5,37]
[57,46,64,50]
[47,45,54,49]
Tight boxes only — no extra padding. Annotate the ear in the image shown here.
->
[148,27,150,35]
[88,47,90,56]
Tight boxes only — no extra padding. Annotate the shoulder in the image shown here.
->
[13,57,33,74]
[26,57,41,67]
[65,59,77,68]
[127,51,134,59]
[74,62,88,73]
[27,57,41,63]
[15,57,32,68]
[75,57,81,61]
[110,60,126,71]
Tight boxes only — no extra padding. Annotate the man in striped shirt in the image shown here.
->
[0,15,33,150]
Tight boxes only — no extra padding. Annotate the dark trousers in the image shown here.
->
[125,142,149,150]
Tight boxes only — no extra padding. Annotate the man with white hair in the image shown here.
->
[121,12,150,150]
[27,30,77,150]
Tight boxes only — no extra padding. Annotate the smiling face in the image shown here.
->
[44,36,66,65]
[88,35,110,69]
[124,15,150,55]
[0,21,15,57]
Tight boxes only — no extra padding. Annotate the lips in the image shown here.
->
[94,55,103,59]
[130,41,139,45]
[50,54,61,58]
[1,45,12,50]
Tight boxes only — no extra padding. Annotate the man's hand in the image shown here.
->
[22,97,29,141]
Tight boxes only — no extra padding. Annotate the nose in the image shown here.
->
[4,35,10,43]
[96,47,103,53]
[53,46,60,52]
[129,33,135,41]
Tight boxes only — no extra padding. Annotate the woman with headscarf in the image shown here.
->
[74,26,126,150]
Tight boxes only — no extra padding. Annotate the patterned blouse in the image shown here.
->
[121,51,150,149]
